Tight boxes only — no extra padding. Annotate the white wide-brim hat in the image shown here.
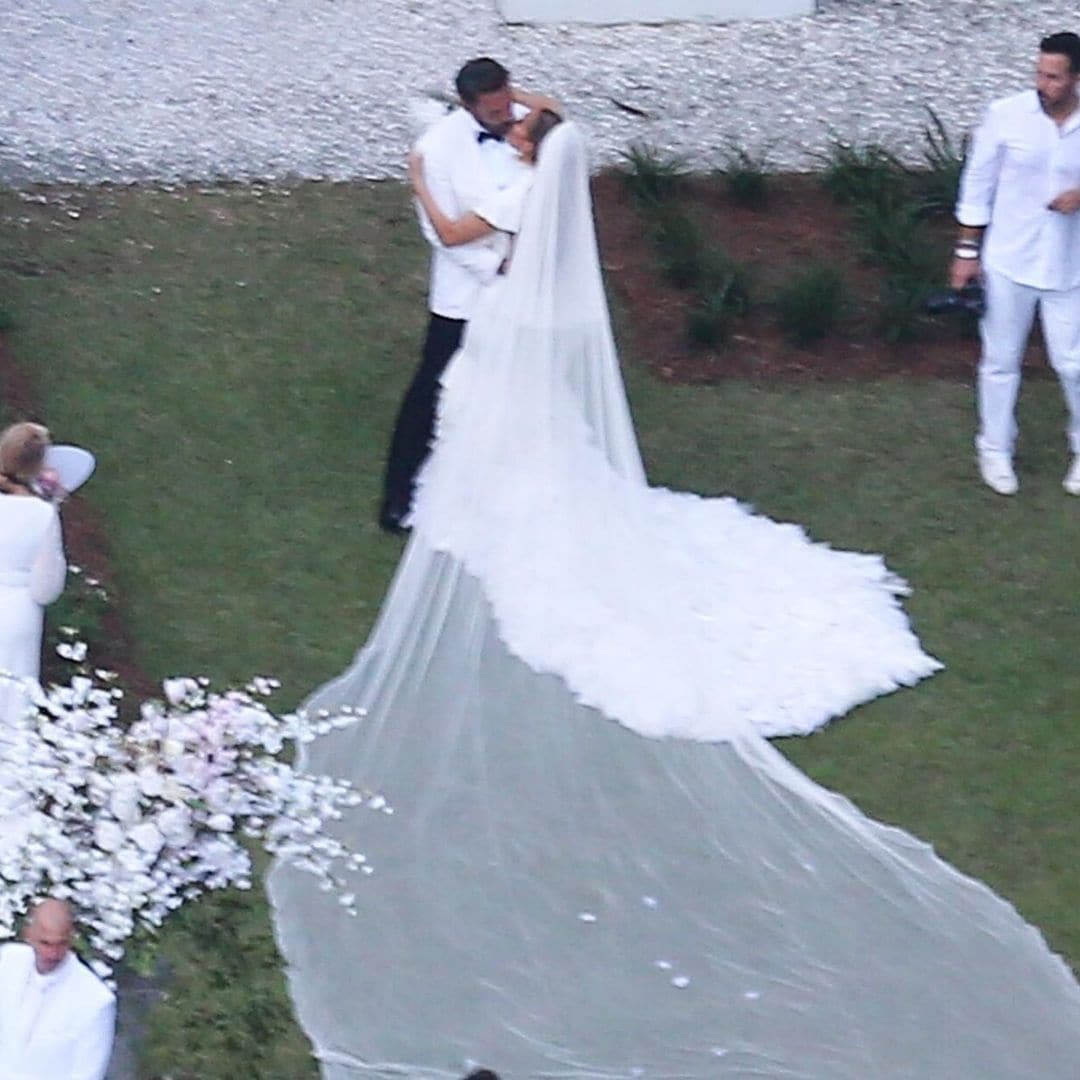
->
[44,444,96,493]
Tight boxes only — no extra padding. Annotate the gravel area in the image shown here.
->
[2,0,1078,187]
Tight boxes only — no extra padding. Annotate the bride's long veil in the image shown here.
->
[268,125,1080,1078]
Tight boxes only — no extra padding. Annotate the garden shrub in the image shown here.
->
[719,143,769,208]
[619,143,689,206]
[818,138,908,207]
[652,204,707,290]
[910,106,968,217]
[774,262,846,346]
[687,258,751,348]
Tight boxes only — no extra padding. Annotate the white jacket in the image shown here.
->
[414,105,529,319]
[0,943,115,1080]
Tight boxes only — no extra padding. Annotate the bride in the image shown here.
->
[269,122,1080,1077]
[0,422,66,855]
[0,422,66,730]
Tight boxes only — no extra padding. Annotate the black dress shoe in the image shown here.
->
[378,504,411,536]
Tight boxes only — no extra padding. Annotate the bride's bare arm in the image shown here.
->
[511,86,563,116]
[408,151,495,247]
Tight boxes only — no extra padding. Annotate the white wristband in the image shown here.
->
[954,247,980,260]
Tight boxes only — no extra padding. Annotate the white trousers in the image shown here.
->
[977,268,1080,457]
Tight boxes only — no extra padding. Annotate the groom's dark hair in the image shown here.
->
[461,1071,500,1080]
[456,58,510,104]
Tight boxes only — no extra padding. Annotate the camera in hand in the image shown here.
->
[925,281,986,318]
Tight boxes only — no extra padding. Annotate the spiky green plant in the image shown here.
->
[687,254,752,348]
[719,143,770,208]
[877,271,936,344]
[652,205,707,290]
[774,261,846,346]
[853,191,937,277]
[618,143,689,206]
[910,106,969,217]
[817,137,909,207]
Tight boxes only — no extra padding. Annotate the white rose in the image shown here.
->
[162,738,186,763]
[136,766,164,798]
[163,678,198,706]
[140,700,165,725]
[161,777,185,803]
[109,786,141,827]
[203,779,232,813]
[206,813,233,832]
[129,822,165,857]
[56,641,88,663]
[261,731,284,755]
[116,845,147,873]
[167,714,198,741]
[94,819,124,853]
[157,806,194,845]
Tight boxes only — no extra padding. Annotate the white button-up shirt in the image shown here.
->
[956,89,1080,291]
[414,106,529,319]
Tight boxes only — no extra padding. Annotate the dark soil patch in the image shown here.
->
[592,171,1051,385]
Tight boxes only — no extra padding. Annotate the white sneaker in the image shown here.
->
[978,452,1018,495]
[1064,457,1080,495]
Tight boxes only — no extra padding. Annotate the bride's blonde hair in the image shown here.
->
[0,421,50,493]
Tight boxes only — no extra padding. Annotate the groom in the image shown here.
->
[379,57,524,534]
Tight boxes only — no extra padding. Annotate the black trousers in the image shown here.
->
[380,313,465,521]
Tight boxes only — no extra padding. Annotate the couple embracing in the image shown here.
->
[268,52,1080,1080]
[373,51,942,742]
[378,57,562,534]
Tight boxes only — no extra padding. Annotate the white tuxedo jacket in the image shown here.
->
[0,943,115,1080]
[414,105,528,319]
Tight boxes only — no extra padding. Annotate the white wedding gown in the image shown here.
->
[269,124,1080,1077]
[0,493,65,851]
[0,494,64,725]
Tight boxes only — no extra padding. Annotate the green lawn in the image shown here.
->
[2,180,1078,1077]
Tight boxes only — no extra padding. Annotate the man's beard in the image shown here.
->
[1039,87,1079,113]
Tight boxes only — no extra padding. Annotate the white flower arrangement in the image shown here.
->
[0,657,381,979]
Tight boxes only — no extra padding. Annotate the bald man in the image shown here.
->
[0,898,115,1079]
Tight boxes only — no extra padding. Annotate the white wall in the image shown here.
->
[497,0,815,24]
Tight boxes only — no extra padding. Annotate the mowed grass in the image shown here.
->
[2,180,1079,1076]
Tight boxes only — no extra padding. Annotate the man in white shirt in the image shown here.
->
[379,57,527,533]
[952,31,1080,495]
[0,898,115,1079]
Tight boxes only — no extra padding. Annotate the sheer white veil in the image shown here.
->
[268,123,1080,1078]
[413,121,645,536]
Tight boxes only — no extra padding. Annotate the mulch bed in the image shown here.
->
[591,171,1052,384]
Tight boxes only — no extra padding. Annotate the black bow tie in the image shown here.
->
[477,130,504,144]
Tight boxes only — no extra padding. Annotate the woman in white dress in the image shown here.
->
[269,123,1080,1077]
[0,422,66,728]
